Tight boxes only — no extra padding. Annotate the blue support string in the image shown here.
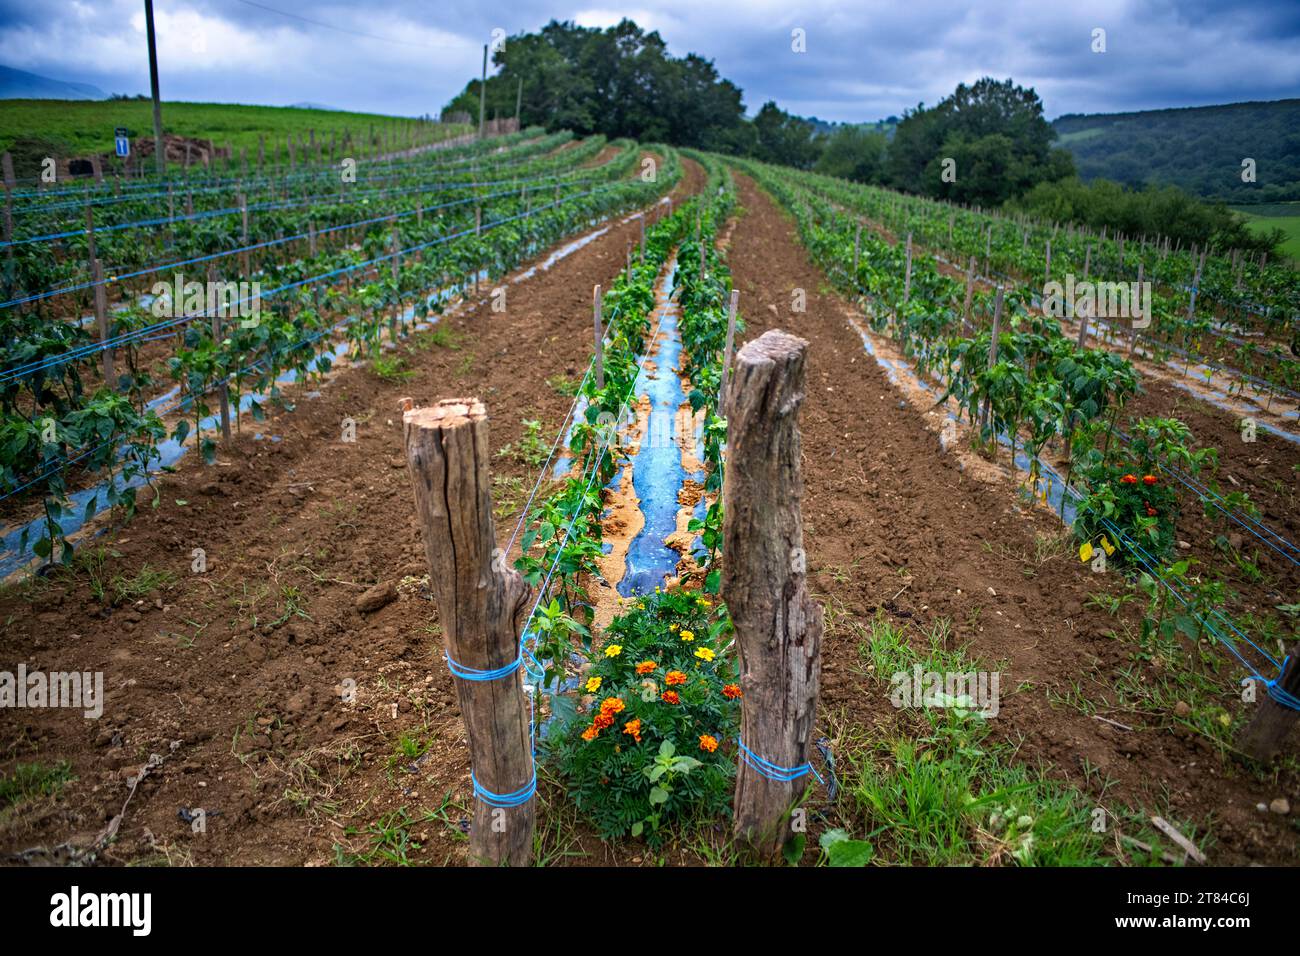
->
[444,651,523,682]
[738,739,824,785]
[470,772,537,809]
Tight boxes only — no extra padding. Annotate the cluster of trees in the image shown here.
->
[1009,177,1279,253]
[444,22,1284,255]
[442,20,751,152]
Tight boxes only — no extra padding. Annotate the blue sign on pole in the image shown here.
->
[114,128,130,158]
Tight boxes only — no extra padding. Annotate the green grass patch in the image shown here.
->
[0,761,75,821]
[833,615,1199,866]
[0,99,470,177]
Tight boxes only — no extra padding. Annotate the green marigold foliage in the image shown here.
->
[547,588,740,844]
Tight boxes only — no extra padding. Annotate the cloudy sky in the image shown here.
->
[1,0,1297,121]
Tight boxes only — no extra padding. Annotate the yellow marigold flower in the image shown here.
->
[635,660,657,675]
[680,629,695,642]
[697,598,712,608]
[669,623,678,632]
[604,644,623,658]
[585,676,602,693]
[699,734,718,753]
[694,647,715,662]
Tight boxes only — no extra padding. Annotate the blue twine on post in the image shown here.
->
[1259,657,1300,712]
[470,771,536,809]
[442,651,537,808]
[444,651,523,682]
[738,739,824,785]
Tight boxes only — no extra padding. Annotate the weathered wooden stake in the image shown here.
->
[403,399,534,866]
[718,289,739,406]
[238,193,250,276]
[853,222,861,275]
[725,330,823,862]
[593,284,604,389]
[962,256,975,334]
[91,257,113,387]
[1238,648,1300,762]
[208,262,232,443]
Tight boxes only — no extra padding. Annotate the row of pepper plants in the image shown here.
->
[0,139,670,567]
[734,157,1285,698]
[794,168,1299,404]
[514,153,746,843]
[3,130,588,312]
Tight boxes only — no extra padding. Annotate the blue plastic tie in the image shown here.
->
[445,651,523,682]
[738,739,824,785]
[470,771,536,808]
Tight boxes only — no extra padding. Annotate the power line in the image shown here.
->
[229,0,456,50]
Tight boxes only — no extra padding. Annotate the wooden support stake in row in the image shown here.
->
[91,256,113,388]
[725,329,823,861]
[962,256,975,335]
[718,290,739,407]
[853,222,861,276]
[208,262,232,444]
[593,284,604,390]
[238,193,251,276]
[403,398,535,866]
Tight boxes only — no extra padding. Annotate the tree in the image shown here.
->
[814,125,888,183]
[752,101,822,169]
[441,20,748,149]
[887,78,1073,203]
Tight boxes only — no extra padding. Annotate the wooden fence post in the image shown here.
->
[1238,648,1300,762]
[403,398,535,865]
[725,330,823,861]
[209,262,232,444]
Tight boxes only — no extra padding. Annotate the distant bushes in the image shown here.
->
[1008,176,1281,254]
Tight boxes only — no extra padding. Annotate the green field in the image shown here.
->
[1232,202,1300,264]
[0,99,470,177]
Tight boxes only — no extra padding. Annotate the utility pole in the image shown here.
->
[144,0,165,178]
[477,44,487,139]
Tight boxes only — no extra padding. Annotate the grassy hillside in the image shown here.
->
[1053,99,1300,205]
[0,99,470,177]
[1231,202,1300,264]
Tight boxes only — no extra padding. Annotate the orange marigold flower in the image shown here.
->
[699,734,719,753]
[593,712,614,731]
[665,670,688,686]
[599,696,626,716]
[635,660,658,675]
[581,724,599,742]
[661,690,680,704]
[1143,474,1157,485]
[722,683,742,699]
[1120,474,1138,484]
[622,718,643,743]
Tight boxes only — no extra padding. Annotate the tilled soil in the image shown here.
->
[2,161,1295,867]
[725,172,1299,866]
[0,160,705,867]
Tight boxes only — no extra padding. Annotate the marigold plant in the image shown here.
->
[547,587,739,844]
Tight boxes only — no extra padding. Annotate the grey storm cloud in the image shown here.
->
[0,0,1296,120]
